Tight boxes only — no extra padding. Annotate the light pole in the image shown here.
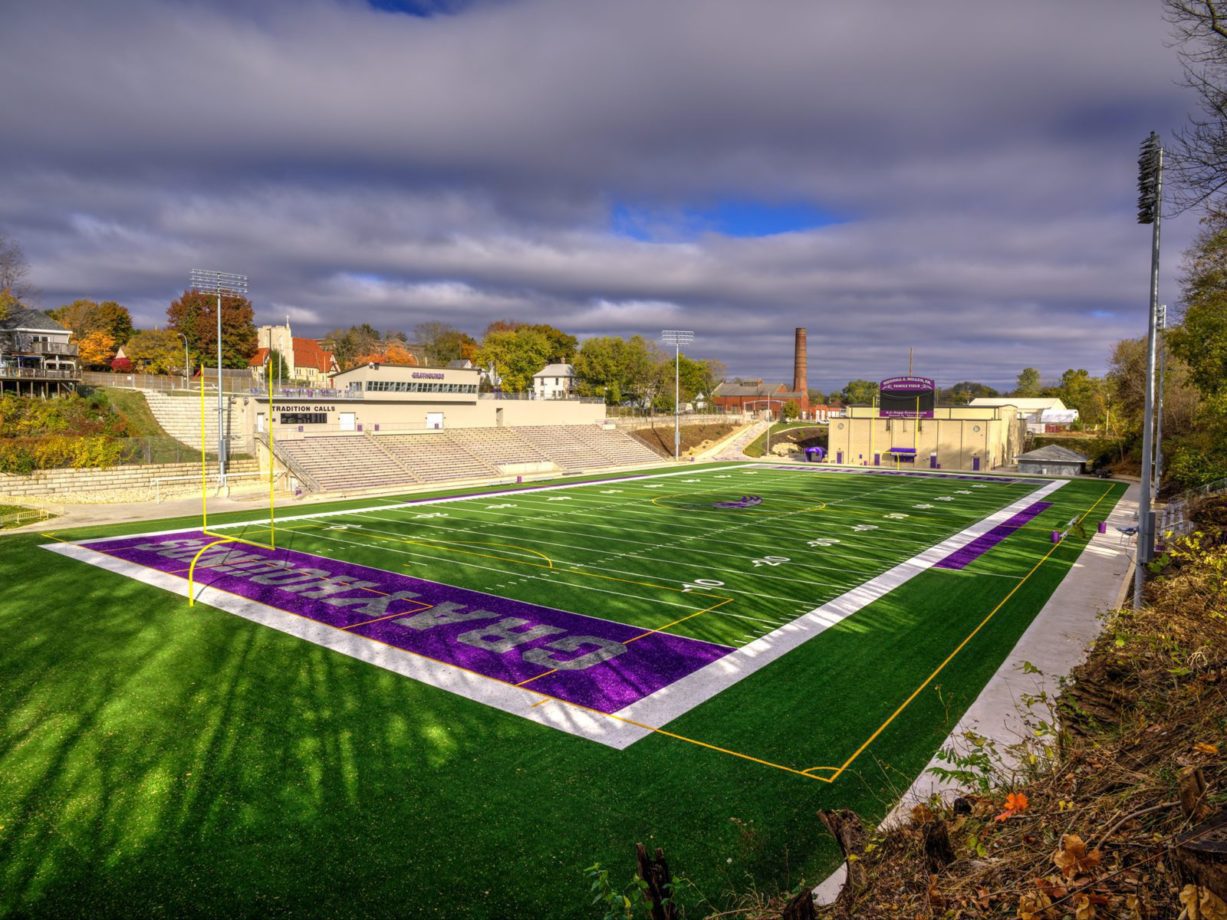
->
[661,329,693,460]
[175,332,190,386]
[190,269,248,486]
[1134,132,1163,610]
[1154,304,1167,494]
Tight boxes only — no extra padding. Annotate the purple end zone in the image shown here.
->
[934,501,1053,570]
[80,531,732,714]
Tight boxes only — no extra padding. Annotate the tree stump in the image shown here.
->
[817,809,868,915]
[1180,766,1211,822]
[635,843,677,920]
[923,819,956,873]
[781,887,817,920]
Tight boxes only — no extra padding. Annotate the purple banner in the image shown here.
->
[84,531,733,713]
[934,501,1053,570]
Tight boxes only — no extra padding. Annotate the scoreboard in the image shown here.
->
[879,376,935,418]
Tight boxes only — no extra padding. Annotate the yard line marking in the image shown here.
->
[612,479,1068,736]
[827,483,1117,782]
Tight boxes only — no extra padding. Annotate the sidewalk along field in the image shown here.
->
[0,462,1126,917]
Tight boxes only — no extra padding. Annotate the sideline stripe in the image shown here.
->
[827,484,1117,781]
[612,479,1067,732]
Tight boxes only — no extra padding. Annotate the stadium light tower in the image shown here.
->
[661,330,694,460]
[1134,132,1163,611]
[1154,304,1167,494]
[190,269,248,486]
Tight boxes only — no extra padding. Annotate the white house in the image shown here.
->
[969,397,1079,432]
[532,363,575,400]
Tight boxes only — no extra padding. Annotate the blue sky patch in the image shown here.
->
[611,199,840,242]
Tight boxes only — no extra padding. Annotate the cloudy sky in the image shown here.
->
[0,0,1201,391]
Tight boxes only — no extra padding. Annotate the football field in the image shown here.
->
[2,462,1126,917]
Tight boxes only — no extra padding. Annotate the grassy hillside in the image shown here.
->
[630,421,738,457]
[743,422,828,458]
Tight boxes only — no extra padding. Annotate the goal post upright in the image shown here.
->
[187,266,277,558]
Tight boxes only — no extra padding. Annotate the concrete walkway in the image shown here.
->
[2,487,320,535]
[708,419,771,461]
[882,479,1138,821]
[815,479,1139,903]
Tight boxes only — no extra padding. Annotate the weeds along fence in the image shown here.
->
[1159,477,1227,540]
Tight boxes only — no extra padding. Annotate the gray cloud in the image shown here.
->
[0,0,1200,390]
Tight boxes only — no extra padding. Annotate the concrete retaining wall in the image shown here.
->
[0,458,261,505]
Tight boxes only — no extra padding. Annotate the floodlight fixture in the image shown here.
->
[190,269,248,485]
[661,330,694,460]
[1137,131,1161,225]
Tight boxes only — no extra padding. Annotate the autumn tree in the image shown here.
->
[414,322,478,366]
[50,299,133,344]
[323,324,386,370]
[1163,212,1227,485]
[1108,336,1200,441]
[125,329,185,375]
[572,334,667,406]
[475,328,553,393]
[482,321,576,364]
[76,330,118,370]
[659,353,726,411]
[1046,368,1107,428]
[167,290,257,369]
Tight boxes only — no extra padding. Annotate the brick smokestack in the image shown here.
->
[792,327,808,398]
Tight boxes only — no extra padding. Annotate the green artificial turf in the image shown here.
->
[0,463,1126,917]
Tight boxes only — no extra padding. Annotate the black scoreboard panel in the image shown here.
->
[879,389,935,417]
[878,376,936,417]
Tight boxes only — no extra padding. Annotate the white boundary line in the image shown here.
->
[610,479,1066,730]
[47,467,1066,752]
[42,541,652,749]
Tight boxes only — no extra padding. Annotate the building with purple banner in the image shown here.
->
[826,403,1026,473]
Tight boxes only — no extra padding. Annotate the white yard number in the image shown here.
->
[807,538,839,547]
[752,555,790,567]
[681,578,725,593]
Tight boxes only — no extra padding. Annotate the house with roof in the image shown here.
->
[969,396,1079,432]
[249,322,338,386]
[711,378,825,418]
[1016,444,1088,477]
[0,304,80,396]
[532,363,575,400]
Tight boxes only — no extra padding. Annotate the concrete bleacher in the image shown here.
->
[444,427,555,469]
[272,425,664,494]
[377,433,500,483]
[278,435,418,492]
[566,425,662,467]
[511,427,598,471]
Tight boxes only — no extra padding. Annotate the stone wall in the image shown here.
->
[0,458,261,505]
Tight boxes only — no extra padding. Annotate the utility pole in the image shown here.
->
[1134,132,1162,610]
[661,330,693,460]
[190,270,248,486]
